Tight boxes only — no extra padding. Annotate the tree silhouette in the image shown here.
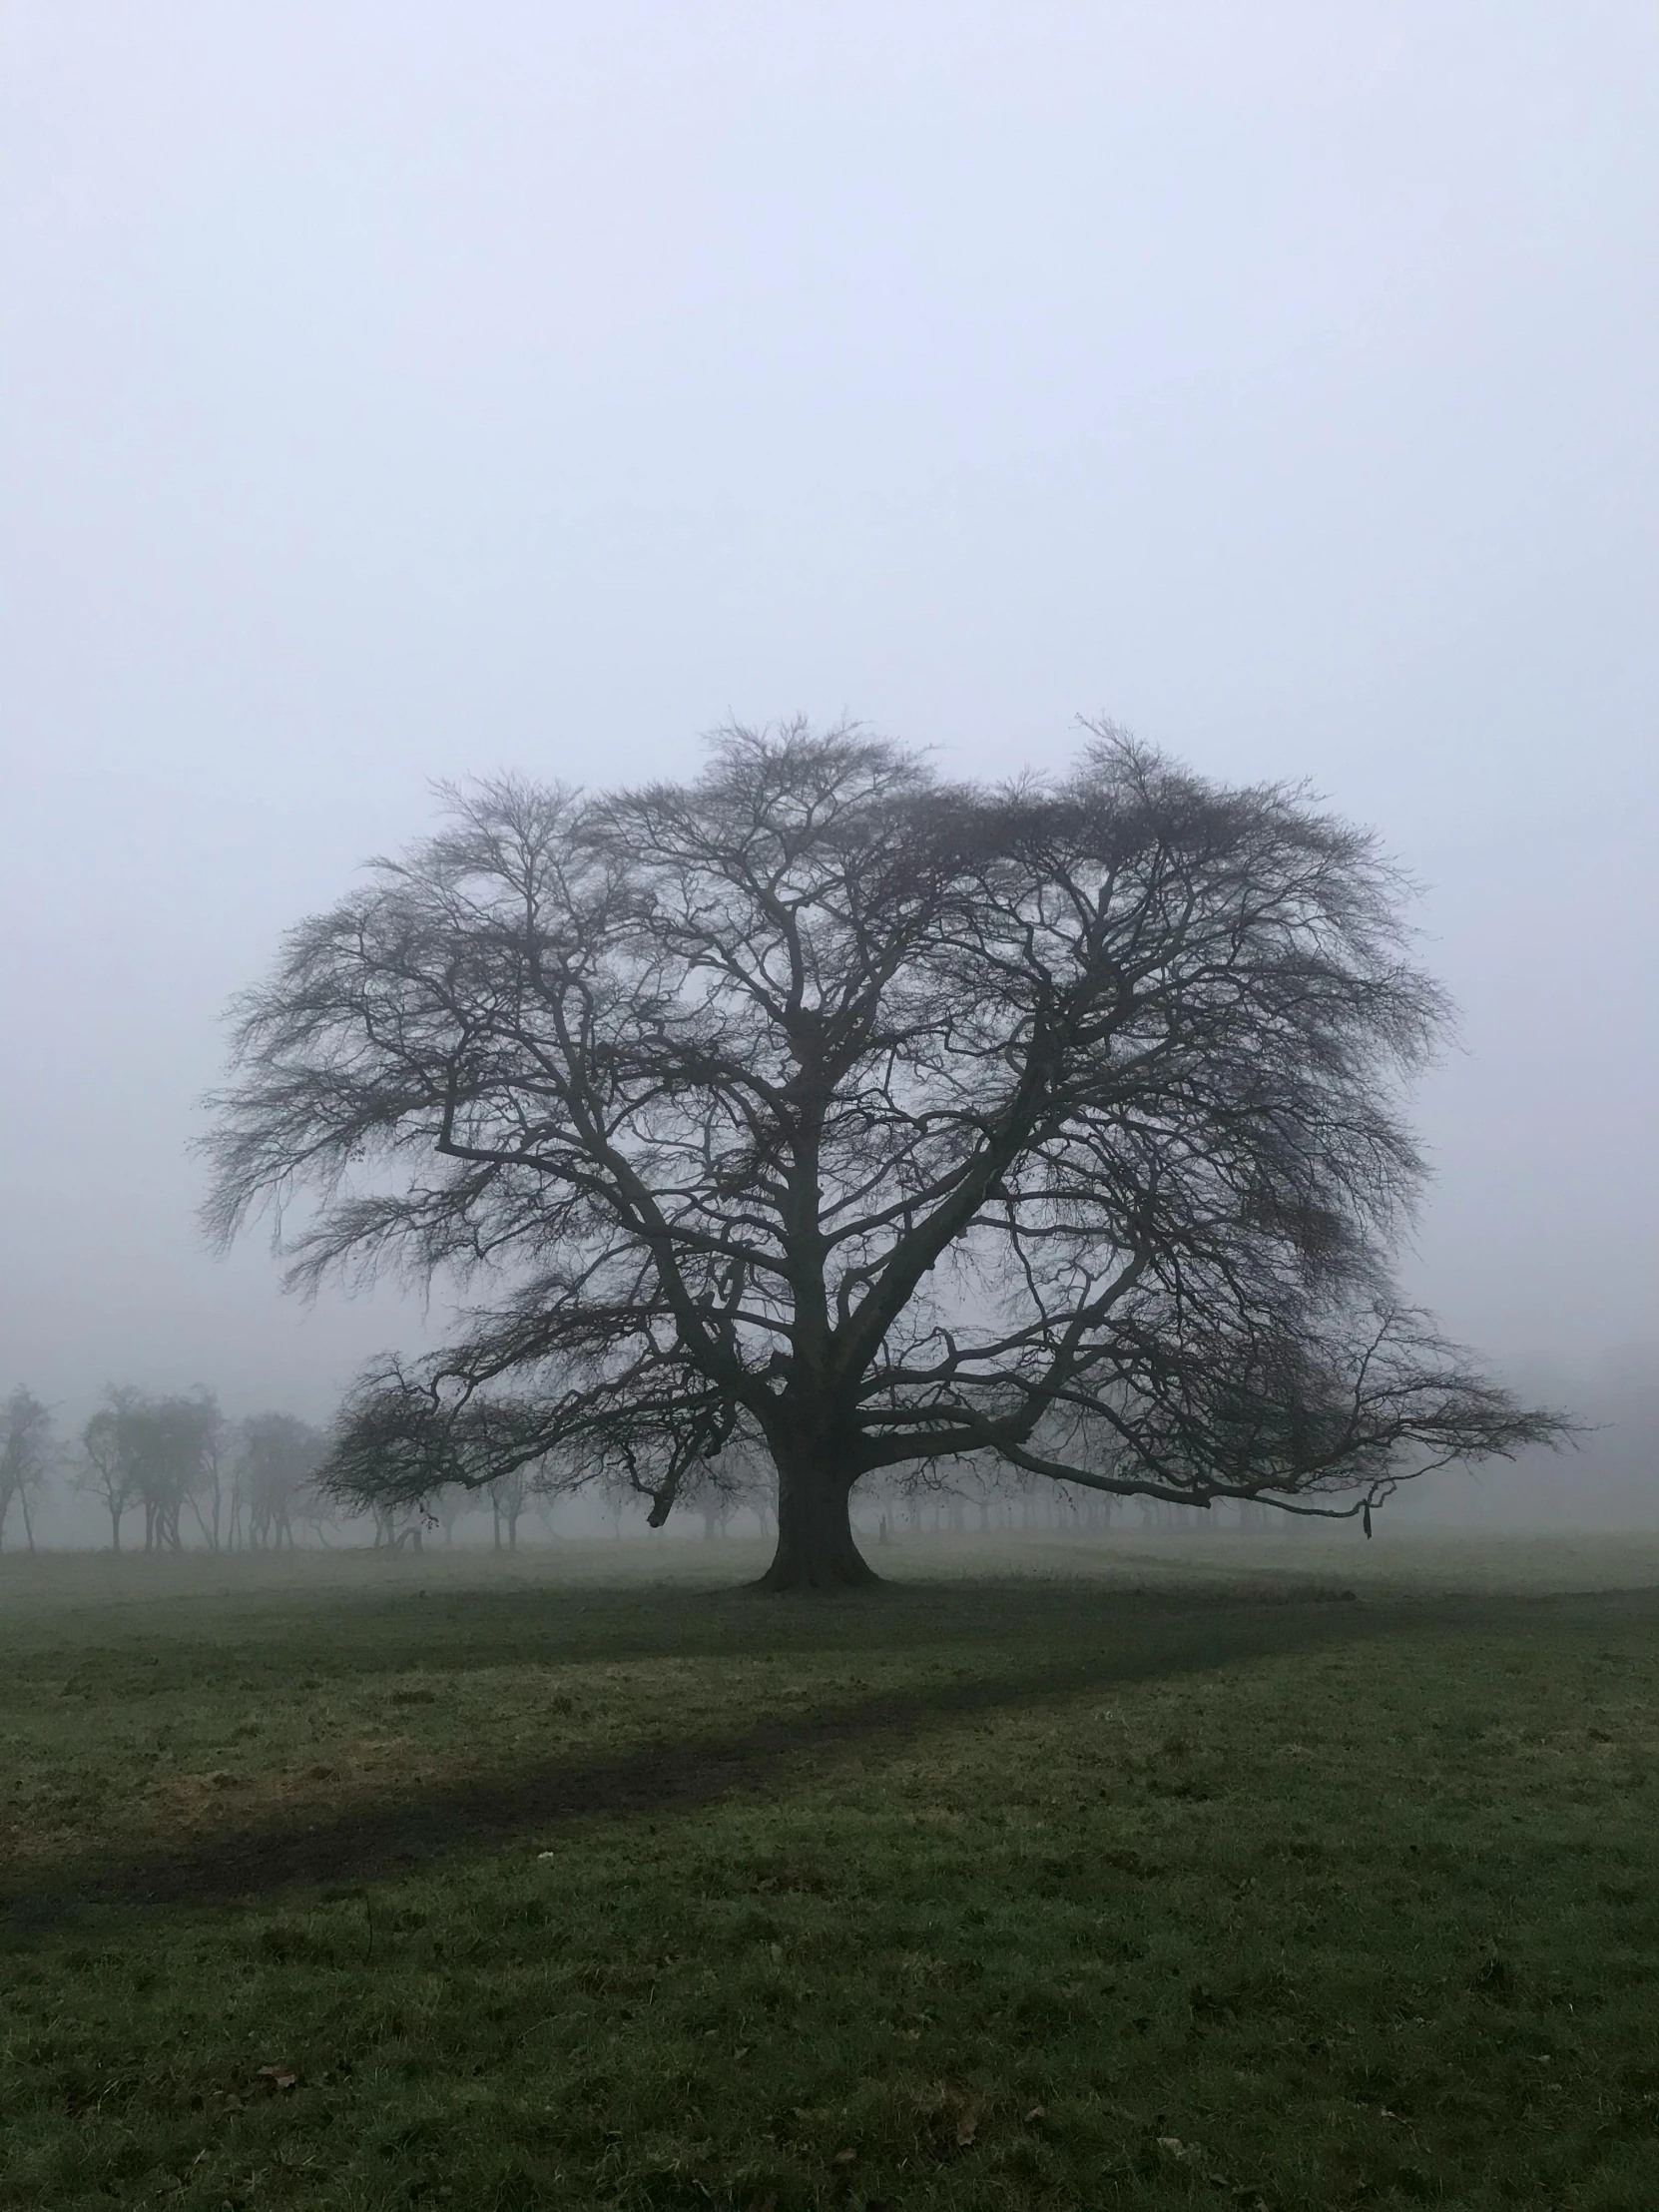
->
[0,1387,54,1553]
[205,723,1563,1586]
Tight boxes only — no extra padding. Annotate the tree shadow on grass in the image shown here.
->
[0,1596,1389,1933]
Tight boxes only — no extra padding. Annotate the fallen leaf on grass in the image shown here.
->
[832,2147,857,2165]
[955,2112,978,2147]
[255,2065,297,2093]
[1023,2105,1046,2124]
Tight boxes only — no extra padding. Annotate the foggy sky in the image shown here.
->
[3,2,1656,1432]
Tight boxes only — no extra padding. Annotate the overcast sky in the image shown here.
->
[3,1,1655,1429]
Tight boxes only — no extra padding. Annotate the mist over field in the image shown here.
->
[3,3,1655,1540]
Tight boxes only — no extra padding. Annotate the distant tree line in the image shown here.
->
[0,1347,1642,1558]
[0,1387,331,1554]
[0,1377,1367,1558]
[0,1372,1252,1559]
[0,1385,587,1555]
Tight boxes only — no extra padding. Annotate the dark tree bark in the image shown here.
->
[760,1450,878,1591]
[203,722,1569,1589]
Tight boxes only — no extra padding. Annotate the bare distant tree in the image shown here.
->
[204,723,1566,1587]
[135,1393,222,1552]
[678,1439,775,1541]
[79,1389,223,1553]
[186,1401,231,1551]
[78,1390,139,1551]
[238,1412,326,1549]
[291,1480,339,1548]
[369,1501,425,1552]
[0,1387,54,1554]
[487,1464,531,1551]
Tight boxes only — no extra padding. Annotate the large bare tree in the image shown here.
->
[204,724,1561,1586]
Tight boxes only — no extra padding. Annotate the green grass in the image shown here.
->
[2,1533,1658,2210]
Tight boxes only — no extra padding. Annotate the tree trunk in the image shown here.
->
[757,1455,878,1591]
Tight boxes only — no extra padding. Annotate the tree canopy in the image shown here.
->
[204,723,1561,1585]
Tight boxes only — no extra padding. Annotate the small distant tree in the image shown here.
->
[678,1440,773,1541]
[430,1484,470,1544]
[133,1393,222,1552]
[239,1412,325,1549]
[186,1403,231,1550]
[0,1387,54,1553]
[370,1501,425,1551]
[291,1482,339,1548]
[79,1390,139,1551]
[205,723,1567,1588]
[80,1389,223,1553]
[487,1464,531,1551]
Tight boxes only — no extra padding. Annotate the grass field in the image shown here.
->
[2,1532,1658,2210]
